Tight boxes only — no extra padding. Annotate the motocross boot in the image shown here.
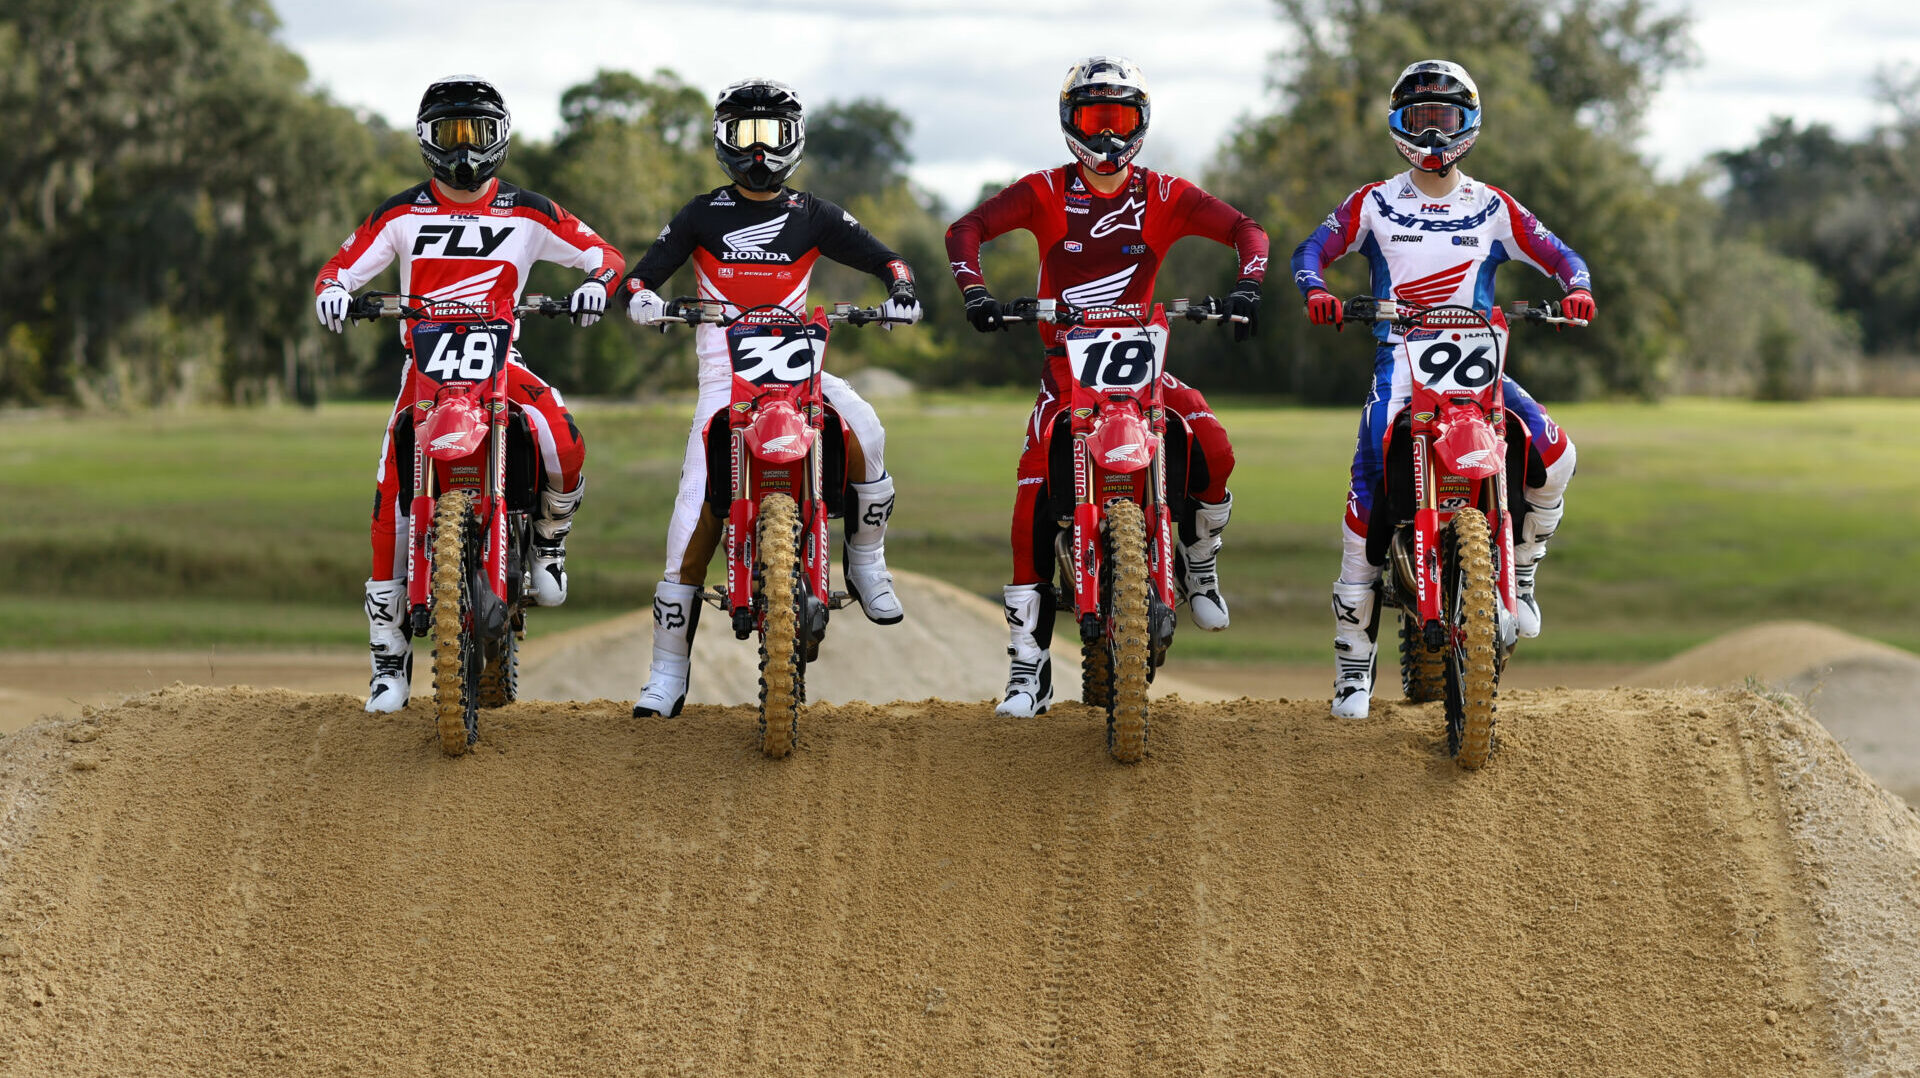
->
[1180,492,1233,631]
[633,580,701,718]
[531,479,585,607]
[1330,578,1381,719]
[995,583,1054,717]
[844,474,905,625]
[363,578,412,713]
[1513,498,1563,639]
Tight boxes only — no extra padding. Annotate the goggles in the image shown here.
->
[425,116,502,150]
[1391,102,1470,136]
[1070,102,1142,140]
[721,116,796,150]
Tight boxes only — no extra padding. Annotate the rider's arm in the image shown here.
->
[810,196,915,295]
[1289,182,1383,298]
[1488,187,1593,296]
[1152,179,1270,284]
[617,200,701,298]
[942,176,1044,294]
[523,193,625,289]
[314,198,405,295]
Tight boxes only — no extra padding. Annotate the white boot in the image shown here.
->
[363,578,412,713]
[995,584,1054,717]
[1181,493,1233,631]
[1513,499,1562,639]
[844,474,904,625]
[532,479,585,607]
[1330,578,1379,719]
[632,580,700,718]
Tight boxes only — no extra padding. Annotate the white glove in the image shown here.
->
[880,296,923,332]
[570,281,607,327]
[315,285,351,333]
[627,287,666,325]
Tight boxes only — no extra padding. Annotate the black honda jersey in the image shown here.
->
[619,186,912,313]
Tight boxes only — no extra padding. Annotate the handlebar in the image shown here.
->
[1341,295,1589,329]
[997,296,1247,327]
[642,298,910,329]
[346,291,570,322]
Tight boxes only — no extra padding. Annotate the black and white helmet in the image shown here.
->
[1388,60,1481,174]
[1059,56,1150,175]
[416,75,512,191]
[714,79,805,192]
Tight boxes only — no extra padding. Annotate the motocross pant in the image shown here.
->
[1338,344,1575,584]
[1010,351,1235,588]
[369,351,584,581]
[662,363,886,586]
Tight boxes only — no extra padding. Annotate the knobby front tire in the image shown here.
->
[1442,508,1500,768]
[756,493,803,759]
[1104,499,1151,764]
[431,490,479,757]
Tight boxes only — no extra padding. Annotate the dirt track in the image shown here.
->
[5,683,1904,1076]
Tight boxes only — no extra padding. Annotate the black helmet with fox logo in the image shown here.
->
[714,79,806,192]
[1060,56,1150,175]
[416,75,512,191]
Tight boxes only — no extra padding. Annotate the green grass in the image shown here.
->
[2,397,1916,660]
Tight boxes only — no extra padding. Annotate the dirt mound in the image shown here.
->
[1638,621,1920,803]
[6,684,1916,1075]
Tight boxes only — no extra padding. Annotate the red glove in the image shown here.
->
[1306,289,1343,326]
[1561,289,1595,323]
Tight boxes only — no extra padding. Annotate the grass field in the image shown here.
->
[2,396,1916,661]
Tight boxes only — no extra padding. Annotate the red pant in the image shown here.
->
[1009,356,1234,585]
[369,355,585,580]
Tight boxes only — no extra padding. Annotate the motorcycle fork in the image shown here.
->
[727,424,755,638]
[406,410,435,636]
[1411,428,1448,649]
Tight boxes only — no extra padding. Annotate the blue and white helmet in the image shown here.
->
[1388,60,1481,174]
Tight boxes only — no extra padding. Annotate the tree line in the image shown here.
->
[1,0,1910,408]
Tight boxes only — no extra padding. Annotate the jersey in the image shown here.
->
[314,178,623,349]
[944,164,1270,351]
[1290,169,1591,344]
[618,185,913,377]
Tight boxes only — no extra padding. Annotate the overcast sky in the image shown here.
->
[278,0,1919,210]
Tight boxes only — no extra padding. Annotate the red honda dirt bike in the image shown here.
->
[1001,296,1243,763]
[1343,296,1586,768]
[349,290,572,756]
[649,299,907,758]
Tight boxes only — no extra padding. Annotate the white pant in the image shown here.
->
[663,360,886,584]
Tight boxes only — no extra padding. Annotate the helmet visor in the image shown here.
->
[425,116,502,150]
[721,117,796,150]
[1392,102,1467,136]
[1070,102,1142,140]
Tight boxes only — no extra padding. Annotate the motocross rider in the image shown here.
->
[622,78,923,719]
[945,56,1268,717]
[1291,59,1594,719]
[314,74,623,713]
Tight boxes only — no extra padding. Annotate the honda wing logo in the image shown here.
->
[1454,448,1493,469]
[722,214,791,261]
[425,267,505,306]
[762,434,800,455]
[1393,261,1472,307]
[1103,443,1146,464]
[430,432,468,451]
[1089,197,1146,238]
[1060,264,1138,308]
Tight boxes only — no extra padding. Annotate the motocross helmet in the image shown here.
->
[417,75,512,191]
[714,79,805,192]
[1060,56,1150,175]
[1388,59,1481,174]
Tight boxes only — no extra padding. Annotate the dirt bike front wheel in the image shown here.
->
[756,493,803,759]
[1103,499,1151,764]
[430,490,480,756]
[1442,507,1500,768]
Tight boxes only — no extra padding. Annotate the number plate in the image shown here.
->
[412,321,511,384]
[726,321,827,385]
[1401,320,1505,395]
[1061,323,1168,390]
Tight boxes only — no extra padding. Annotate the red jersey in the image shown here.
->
[945,164,1269,348]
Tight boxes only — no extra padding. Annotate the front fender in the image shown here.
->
[1433,404,1501,479]
[1086,411,1152,474]
[420,392,490,461]
[744,398,815,464]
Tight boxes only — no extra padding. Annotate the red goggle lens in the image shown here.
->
[1071,103,1141,139]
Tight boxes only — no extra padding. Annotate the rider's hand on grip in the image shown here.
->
[1227,279,1261,343]
[569,280,607,327]
[1560,289,1595,324]
[882,280,922,332]
[1305,289,1342,330]
[963,287,1006,333]
[627,286,666,325]
[315,285,350,333]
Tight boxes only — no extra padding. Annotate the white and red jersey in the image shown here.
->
[1291,169,1591,344]
[314,178,624,349]
[945,164,1269,352]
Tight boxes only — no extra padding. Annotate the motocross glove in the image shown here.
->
[1226,279,1261,343]
[315,284,351,334]
[963,286,1006,333]
[1560,289,1595,323]
[570,280,607,327]
[881,279,922,331]
[627,286,666,325]
[1305,289,1342,328]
